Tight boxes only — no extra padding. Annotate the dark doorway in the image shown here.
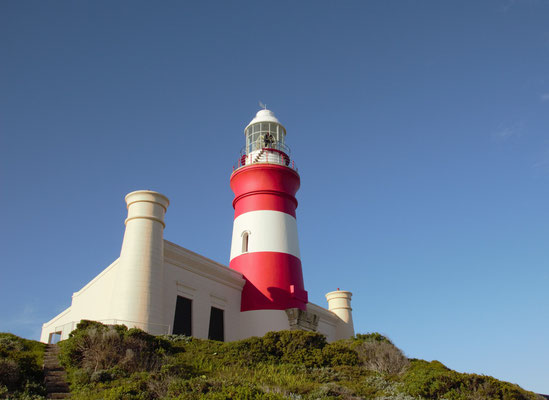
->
[48,332,61,344]
[173,296,192,336]
[208,307,224,341]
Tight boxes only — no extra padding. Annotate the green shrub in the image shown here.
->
[101,373,150,400]
[354,332,393,344]
[167,378,287,400]
[43,326,544,400]
[167,376,217,397]
[59,321,172,375]
[401,359,542,400]
[261,330,327,367]
[308,381,355,399]
[0,333,46,398]
[402,359,461,398]
[321,342,360,367]
[354,340,409,375]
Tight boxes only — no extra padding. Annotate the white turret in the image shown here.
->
[326,290,354,340]
[110,190,170,334]
[236,109,293,168]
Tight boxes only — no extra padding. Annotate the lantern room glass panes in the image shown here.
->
[245,122,285,154]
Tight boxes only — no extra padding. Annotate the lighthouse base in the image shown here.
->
[230,251,308,311]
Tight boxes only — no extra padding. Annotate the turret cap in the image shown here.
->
[245,109,286,133]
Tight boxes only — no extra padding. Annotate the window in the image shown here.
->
[242,231,249,253]
[208,307,224,341]
[173,296,192,336]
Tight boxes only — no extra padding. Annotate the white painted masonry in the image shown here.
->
[41,190,354,344]
[110,190,169,334]
[230,210,300,260]
[326,290,355,340]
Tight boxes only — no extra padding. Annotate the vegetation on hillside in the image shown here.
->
[57,321,543,400]
[0,332,46,399]
[1,322,544,399]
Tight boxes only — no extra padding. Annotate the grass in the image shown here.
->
[0,332,46,399]
[0,323,544,400]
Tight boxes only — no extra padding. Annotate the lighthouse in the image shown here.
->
[229,109,308,312]
[41,108,355,344]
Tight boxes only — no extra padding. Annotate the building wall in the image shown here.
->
[162,240,246,341]
[41,240,351,343]
[307,303,340,342]
[40,259,120,342]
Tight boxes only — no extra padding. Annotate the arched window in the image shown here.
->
[241,231,250,253]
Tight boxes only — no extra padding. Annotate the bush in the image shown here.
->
[211,330,335,368]
[402,359,542,400]
[0,333,46,398]
[167,378,287,400]
[59,321,171,375]
[354,333,394,344]
[352,338,409,375]
[322,342,360,367]
[261,330,327,367]
[0,358,20,388]
[45,326,544,400]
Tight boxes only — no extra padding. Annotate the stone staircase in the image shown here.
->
[43,344,70,399]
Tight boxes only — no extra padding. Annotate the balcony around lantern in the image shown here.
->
[233,141,298,172]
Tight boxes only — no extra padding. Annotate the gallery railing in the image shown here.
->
[233,142,297,171]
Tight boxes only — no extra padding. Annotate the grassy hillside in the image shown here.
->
[1,322,544,399]
[0,332,46,399]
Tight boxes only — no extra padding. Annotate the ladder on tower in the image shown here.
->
[253,148,266,163]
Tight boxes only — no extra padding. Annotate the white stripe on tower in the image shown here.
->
[230,210,300,261]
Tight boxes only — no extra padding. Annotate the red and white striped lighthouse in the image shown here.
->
[230,109,308,312]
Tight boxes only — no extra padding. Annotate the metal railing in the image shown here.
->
[233,142,297,172]
[244,141,291,155]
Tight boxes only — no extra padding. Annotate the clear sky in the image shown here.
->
[1,0,548,394]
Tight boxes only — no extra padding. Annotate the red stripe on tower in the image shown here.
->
[229,109,308,311]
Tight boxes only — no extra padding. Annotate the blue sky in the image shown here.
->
[1,0,548,394]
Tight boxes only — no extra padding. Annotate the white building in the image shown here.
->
[40,110,354,344]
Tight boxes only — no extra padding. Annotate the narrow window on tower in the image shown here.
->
[172,296,192,336]
[208,307,224,341]
[242,231,249,253]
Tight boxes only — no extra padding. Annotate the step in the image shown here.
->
[45,378,68,384]
[47,393,70,399]
[45,373,67,379]
[45,376,68,382]
[45,386,70,393]
[44,366,65,372]
[46,385,70,391]
[43,345,70,398]
[45,371,67,377]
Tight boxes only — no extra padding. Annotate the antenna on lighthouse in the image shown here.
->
[258,101,267,110]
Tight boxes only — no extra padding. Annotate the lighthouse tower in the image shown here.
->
[229,109,308,312]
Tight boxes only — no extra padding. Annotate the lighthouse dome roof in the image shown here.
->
[245,109,285,132]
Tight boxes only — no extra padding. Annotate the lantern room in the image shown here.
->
[235,109,295,170]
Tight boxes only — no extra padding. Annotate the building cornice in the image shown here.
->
[42,306,72,327]
[72,259,120,299]
[307,302,340,327]
[164,240,246,291]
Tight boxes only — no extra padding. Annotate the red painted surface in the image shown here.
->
[230,164,300,218]
[233,192,297,218]
[230,252,308,311]
[230,163,307,311]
